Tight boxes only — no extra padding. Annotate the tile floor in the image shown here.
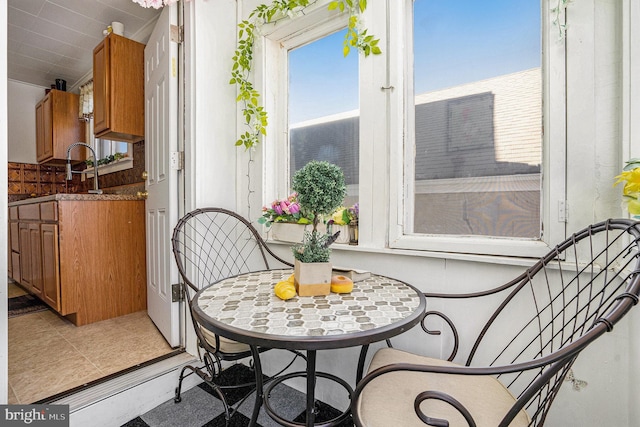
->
[122,364,353,427]
[7,282,175,404]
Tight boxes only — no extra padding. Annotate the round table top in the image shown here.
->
[193,269,426,351]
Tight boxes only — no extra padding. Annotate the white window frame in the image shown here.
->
[383,0,566,258]
[259,2,350,206]
[254,0,566,259]
[84,117,134,177]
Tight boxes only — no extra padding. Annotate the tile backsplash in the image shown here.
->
[8,141,146,203]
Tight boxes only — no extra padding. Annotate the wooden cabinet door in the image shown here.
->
[9,221,20,281]
[11,252,21,284]
[35,90,83,164]
[93,37,109,134]
[93,34,144,142]
[35,100,46,162]
[42,94,54,161]
[41,224,60,311]
[7,222,12,278]
[19,223,32,292]
[28,223,43,296]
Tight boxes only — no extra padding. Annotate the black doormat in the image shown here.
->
[8,294,49,318]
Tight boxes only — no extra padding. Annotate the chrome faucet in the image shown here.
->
[66,142,103,194]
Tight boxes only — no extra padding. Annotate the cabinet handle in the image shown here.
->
[136,191,148,199]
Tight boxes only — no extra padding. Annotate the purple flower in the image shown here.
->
[288,202,300,214]
[272,201,283,215]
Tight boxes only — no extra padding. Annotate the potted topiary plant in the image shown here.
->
[291,161,346,296]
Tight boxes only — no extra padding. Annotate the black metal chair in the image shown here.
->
[171,207,299,423]
[352,219,640,427]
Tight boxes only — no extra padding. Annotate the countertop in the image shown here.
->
[8,193,144,206]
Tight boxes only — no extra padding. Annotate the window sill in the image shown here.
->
[84,158,134,178]
[265,238,543,269]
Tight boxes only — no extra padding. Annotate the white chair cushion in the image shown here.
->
[356,348,531,427]
[200,326,251,354]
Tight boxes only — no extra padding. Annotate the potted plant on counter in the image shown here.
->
[291,161,346,296]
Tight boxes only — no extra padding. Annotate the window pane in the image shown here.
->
[412,0,542,238]
[288,29,359,208]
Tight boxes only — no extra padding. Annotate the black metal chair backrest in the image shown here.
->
[423,218,640,425]
[171,208,292,296]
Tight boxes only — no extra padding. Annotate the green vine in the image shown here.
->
[231,0,381,150]
[550,0,571,40]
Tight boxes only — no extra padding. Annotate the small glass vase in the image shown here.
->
[348,221,359,245]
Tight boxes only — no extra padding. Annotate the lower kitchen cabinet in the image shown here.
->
[18,222,34,293]
[28,222,43,297]
[9,218,20,283]
[40,223,60,311]
[8,196,146,326]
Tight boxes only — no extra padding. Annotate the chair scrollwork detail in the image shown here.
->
[422,310,460,362]
[415,390,477,427]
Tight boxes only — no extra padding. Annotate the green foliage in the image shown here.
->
[550,0,571,40]
[85,152,127,167]
[623,158,640,172]
[290,161,346,263]
[291,230,332,262]
[329,0,381,57]
[292,161,346,227]
[232,0,381,150]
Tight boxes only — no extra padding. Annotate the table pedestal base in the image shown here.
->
[252,348,354,427]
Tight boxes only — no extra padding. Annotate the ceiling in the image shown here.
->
[7,0,162,90]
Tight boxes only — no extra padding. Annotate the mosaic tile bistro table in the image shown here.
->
[192,268,426,427]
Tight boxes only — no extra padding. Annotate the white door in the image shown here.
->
[145,5,180,347]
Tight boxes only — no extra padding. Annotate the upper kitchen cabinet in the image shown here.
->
[35,89,85,164]
[93,33,145,143]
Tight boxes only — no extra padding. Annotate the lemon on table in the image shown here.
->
[275,280,296,300]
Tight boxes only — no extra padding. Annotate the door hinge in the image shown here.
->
[558,200,568,223]
[170,151,184,170]
[172,283,184,302]
[170,25,184,43]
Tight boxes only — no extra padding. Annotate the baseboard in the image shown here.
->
[53,353,201,427]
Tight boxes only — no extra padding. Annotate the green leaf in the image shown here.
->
[328,1,338,11]
[343,45,350,57]
[371,46,382,55]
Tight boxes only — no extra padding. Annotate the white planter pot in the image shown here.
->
[293,259,332,296]
[270,222,326,243]
[327,224,350,244]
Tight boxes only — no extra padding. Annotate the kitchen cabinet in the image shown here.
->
[40,223,60,311]
[35,89,85,164]
[17,204,43,297]
[8,195,146,325]
[93,33,145,143]
[9,207,20,283]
